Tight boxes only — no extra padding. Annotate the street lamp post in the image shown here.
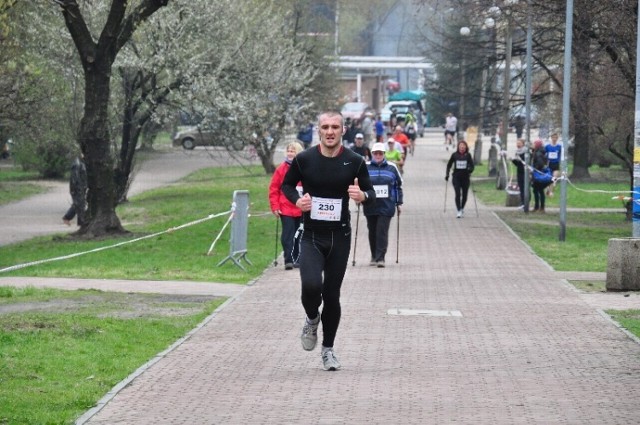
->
[460,18,495,165]
[459,27,470,134]
[477,17,496,165]
[498,0,519,190]
[523,0,532,213]
[633,2,640,237]
[334,0,340,57]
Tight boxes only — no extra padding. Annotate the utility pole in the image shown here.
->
[523,0,532,213]
[334,0,340,57]
[497,10,513,190]
[634,1,640,237]
[558,0,574,241]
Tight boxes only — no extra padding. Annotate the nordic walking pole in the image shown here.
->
[471,180,479,217]
[443,178,449,213]
[352,203,361,266]
[273,217,279,266]
[396,209,400,264]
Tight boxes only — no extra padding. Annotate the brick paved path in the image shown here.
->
[75,133,640,424]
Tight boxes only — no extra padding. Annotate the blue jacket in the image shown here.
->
[363,158,403,217]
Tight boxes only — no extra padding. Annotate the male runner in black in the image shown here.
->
[282,110,376,371]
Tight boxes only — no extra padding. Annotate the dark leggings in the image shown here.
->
[452,174,470,211]
[532,181,548,210]
[299,228,351,348]
[280,215,301,264]
[366,215,392,262]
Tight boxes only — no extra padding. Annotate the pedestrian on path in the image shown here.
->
[362,112,374,148]
[545,131,562,197]
[444,112,458,150]
[385,138,404,175]
[364,143,403,268]
[296,122,314,149]
[62,155,87,226]
[281,110,376,371]
[511,138,527,209]
[392,125,410,160]
[350,133,371,161]
[445,140,474,218]
[269,141,304,270]
[531,139,551,213]
[374,114,385,143]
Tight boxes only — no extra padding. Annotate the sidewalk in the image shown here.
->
[3,135,640,424]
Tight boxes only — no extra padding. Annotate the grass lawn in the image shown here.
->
[0,166,275,284]
[0,166,50,206]
[0,286,225,424]
[470,162,632,272]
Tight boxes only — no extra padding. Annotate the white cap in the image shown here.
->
[371,142,386,152]
[355,133,364,139]
[387,138,396,143]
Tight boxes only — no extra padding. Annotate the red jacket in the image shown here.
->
[269,161,302,217]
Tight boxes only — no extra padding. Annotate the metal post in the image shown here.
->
[475,66,487,165]
[523,0,532,212]
[498,12,513,190]
[559,0,574,241]
[500,14,513,153]
[460,56,466,130]
[334,0,340,57]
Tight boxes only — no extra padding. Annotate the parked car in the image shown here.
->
[381,100,424,137]
[172,124,245,151]
[340,102,371,122]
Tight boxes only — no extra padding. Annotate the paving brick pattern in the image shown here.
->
[78,134,640,424]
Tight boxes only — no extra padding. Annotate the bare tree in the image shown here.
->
[55,0,172,237]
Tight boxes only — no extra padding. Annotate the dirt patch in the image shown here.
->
[0,292,220,318]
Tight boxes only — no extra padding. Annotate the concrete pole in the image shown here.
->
[523,0,532,212]
[460,56,466,130]
[334,0,340,57]
[500,15,513,153]
[633,3,640,237]
[498,14,513,191]
[559,0,574,241]
[475,66,487,165]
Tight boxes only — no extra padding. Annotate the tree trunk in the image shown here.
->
[260,147,276,174]
[78,64,128,237]
[59,0,171,237]
[115,68,141,204]
[571,3,592,179]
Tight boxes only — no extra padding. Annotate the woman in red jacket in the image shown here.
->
[269,141,304,269]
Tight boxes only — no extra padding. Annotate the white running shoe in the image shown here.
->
[456,210,462,218]
[301,316,319,351]
[322,348,341,371]
[460,209,465,217]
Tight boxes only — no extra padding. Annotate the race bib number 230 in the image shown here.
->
[310,197,342,221]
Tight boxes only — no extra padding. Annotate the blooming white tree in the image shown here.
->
[111,0,324,204]
[180,0,319,173]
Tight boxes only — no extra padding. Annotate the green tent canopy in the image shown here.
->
[388,90,426,102]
